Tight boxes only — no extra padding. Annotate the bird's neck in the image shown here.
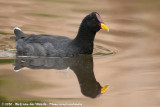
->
[71,19,97,54]
[73,22,96,45]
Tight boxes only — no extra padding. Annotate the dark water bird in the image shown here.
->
[14,55,109,98]
[13,12,109,57]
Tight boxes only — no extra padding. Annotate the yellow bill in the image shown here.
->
[100,85,109,94]
[100,23,109,32]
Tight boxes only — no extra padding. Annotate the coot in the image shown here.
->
[13,12,109,57]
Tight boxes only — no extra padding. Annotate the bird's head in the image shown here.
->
[84,12,109,32]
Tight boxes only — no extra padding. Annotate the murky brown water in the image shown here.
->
[0,0,160,107]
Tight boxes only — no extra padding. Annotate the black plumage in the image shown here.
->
[13,12,109,57]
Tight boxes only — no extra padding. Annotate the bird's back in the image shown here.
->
[14,28,73,56]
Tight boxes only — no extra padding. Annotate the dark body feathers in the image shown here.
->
[13,12,103,57]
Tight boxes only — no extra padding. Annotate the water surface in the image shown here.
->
[0,0,160,107]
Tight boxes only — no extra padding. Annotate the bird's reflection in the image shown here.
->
[13,55,108,98]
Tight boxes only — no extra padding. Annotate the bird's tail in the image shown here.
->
[10,27,26,40]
